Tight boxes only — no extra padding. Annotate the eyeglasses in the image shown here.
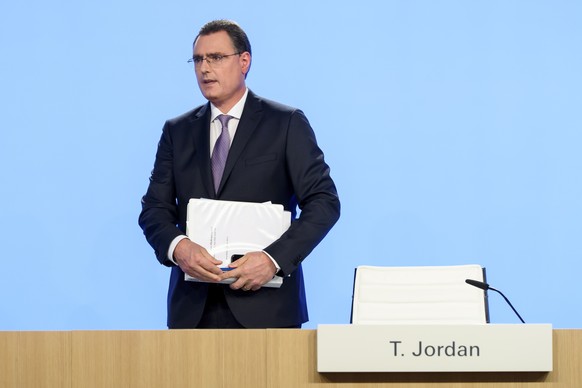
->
[187,52,241,67]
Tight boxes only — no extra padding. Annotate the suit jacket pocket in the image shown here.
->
[245,153,278,166]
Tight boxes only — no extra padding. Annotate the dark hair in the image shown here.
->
[194,19,252,56]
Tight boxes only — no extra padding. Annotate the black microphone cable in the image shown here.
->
[465,279,526,324]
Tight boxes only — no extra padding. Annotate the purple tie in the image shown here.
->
[211,114,233,193]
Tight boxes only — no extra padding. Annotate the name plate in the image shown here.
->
[317,324,552,372]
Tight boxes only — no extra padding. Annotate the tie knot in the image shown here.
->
[216,114,233,129]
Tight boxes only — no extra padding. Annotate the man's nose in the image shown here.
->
[199,58,212,72]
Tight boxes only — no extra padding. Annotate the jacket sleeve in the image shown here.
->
[138,121,183,266]
[264,109,341,276]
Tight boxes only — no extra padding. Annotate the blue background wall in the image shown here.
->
[1,0,580,329]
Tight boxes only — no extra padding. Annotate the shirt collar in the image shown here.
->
[210,88,249,122]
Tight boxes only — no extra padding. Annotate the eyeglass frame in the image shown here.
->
[187,52,242,67]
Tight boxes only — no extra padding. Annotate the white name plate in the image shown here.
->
[317,324,552,372]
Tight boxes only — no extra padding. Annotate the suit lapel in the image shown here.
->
[190,103,215,198]
[216,91,263,195]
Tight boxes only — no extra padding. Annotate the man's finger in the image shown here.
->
[219,267,241,281]
[188,266,222,282]
[227,255,248,269]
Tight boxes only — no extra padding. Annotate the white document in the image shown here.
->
[184,199,290,288]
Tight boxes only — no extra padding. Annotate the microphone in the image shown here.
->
[465,279,526,323]
[465,279,489,290]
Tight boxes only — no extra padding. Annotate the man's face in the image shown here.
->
[193,31,251,112]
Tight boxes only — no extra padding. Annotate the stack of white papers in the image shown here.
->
[184,199,291,288]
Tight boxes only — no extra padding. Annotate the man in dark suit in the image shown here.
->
[139,20,340,329]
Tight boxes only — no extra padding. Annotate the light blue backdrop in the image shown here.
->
[1,1,580,330]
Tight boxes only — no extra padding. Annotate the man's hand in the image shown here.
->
[174,239,223,282]
[220,251,277,291]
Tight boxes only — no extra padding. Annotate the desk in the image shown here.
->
[1,329,580,387]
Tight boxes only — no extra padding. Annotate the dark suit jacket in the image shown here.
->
[139,90,340,328]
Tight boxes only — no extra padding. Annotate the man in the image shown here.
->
[139,20,340,329]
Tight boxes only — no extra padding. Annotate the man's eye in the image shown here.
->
[193,57,204,64]
[208,54,223,62]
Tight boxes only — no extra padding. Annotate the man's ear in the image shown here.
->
[240,52,251,75]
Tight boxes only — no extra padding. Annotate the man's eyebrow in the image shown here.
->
[193,52,224,57]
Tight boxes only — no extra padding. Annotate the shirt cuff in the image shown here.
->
[262,250,281,273]
[168,235,189,265]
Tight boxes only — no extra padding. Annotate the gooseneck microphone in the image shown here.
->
[465,279,526,323]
